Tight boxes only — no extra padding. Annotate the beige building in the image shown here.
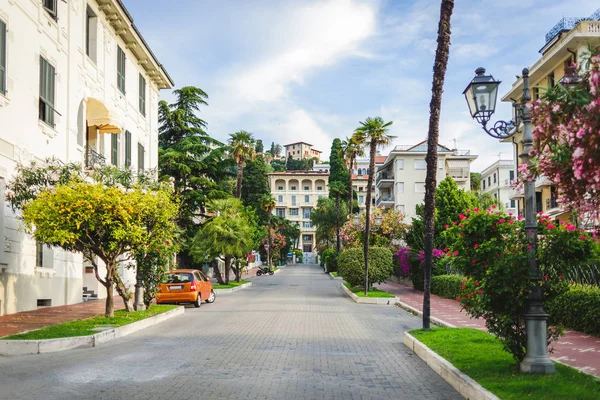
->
[0,0,172,315]
[284,142,321,162]
[500,10,600,224]
[376,141,477,221]
[268,171,329,255]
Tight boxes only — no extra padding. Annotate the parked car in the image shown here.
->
[156,269,216,308]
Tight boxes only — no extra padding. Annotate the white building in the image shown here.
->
[376,141,477,221]
[0,0,172,315]
[479,160,518,215]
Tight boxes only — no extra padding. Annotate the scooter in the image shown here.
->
[256,266,274,276]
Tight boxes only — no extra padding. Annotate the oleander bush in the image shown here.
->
[546,284,600,336]
[338,247,393,288]
[322,248,338,272]
[430,275,465,300]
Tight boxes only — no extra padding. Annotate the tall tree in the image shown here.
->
[422,0,455,330]
[241,155,270,221]
[159,87,234,267]
[354,117,396,295]
[470,172,481,191]
[328,181,347,253]
[342,134,365,213]
[259,194,276,267]
[255,139,264,153]
[328,138,349,201]
[229,130,256,199]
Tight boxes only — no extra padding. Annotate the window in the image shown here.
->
[396,205,405,213]
[359,187,363,192]
[533,87,539,100]
[302,222,312,228]
[396,182,405,193]
[494,193,497,199]
[137,143,145,171]
[36,241,44,268]
[278,186,284,191]
[39,57,56,126]
[482,180,486,189]
[303,208,311,219]
[277,195,283,203]
[291,195,296,206]
[358,168,363,175]
[304,195,309,203]
[318,195,323,200]
[302,235,311,242]
[139,74,146,116]
[493,173,497,183]
[487,176,491,186]
[0,20,6,95]
[291,186,297,191]
[509,170,515,182]
[415,182,426,193]
[276,208,285,217]
[43,0,57,18]
[124,131,132,168]
[117,46,126,93]
[317,186,323,191]
[396,159,404,170]
[111,134,119,166]
[359,195,364,204]
[86,6,98,62]
[414,159,427,170]
[438,160,444,169]
[289,208,299,216]
[548,71,555,88]
[304,186,309,191]
[510,200,516,208]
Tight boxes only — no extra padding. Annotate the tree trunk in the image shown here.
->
[423,0,455,331]
[267,213,272,268]
[224,256,232,285]
[211,259,225,284]
[114,271,133,312]
[364,142,377,295]
[336,196,341,253]
[348,162,354,214]
[236,160,244,198]
[235,259,241,282]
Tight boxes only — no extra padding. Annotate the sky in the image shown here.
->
[125,0,599,172]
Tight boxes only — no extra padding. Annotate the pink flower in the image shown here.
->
[459,214,466,221]
[547,224,555,229]
[444,224,449,229]
[453,251,459,256]
[479,290,484,294]
[456,297,461,301]
[474,243,479,249]
[566,225,576,231]
[471,259,477,264]
[580,235,587,240]
[475,282,480,286]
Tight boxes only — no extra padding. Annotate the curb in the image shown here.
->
[213,281,253,294]
[403,332,500,400]
[394,302,456,328]
[340,282,399,305]
[0,306,185,356]
[329,273,343,280]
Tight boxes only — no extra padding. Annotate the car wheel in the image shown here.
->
[194,294,202,308]
[206,290,216,303]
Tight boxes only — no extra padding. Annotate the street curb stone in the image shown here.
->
[213,281,253,294]
[403,332,500,400]
[0,306,184,356]
[340,282,399,305]
[329,273,343,280]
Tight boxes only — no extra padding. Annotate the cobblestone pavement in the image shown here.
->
[0,265,460,400]
[377,279,600,377]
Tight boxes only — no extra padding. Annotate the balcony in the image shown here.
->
[546,197,559,210]
[376,171,393,187]
[85,146,106,169]
[376,195,394,207]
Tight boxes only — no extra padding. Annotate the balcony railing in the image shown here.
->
[545,9,600,44]
[376,195,394,206]
[376,172,393,184]
[85,146,106,168]
[546,197,559,210]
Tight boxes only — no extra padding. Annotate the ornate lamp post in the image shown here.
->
[463,67,555,374]
[353,213,383,295]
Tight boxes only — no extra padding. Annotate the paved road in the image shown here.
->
[0,265,460,400]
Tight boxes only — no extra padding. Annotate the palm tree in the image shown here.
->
[342,134,365,213]
[229,131,256,199]
[423,0,455,330]
[259,194,276,267]
[354,117,396,295]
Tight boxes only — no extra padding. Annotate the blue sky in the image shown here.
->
[126,0,598,171]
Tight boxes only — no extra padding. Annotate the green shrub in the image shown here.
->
[322,248,338,272]
[338,247,393,288]
[431,275,465,300]
[546,284,600,336]
[410,258,424,291]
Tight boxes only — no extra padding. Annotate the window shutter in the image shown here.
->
[111,134,118,166]
[0,20,6,95]
[137,143,144,171]
[125,131,131,168]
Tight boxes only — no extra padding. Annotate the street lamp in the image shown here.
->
[464,67,555,374]
[353,213,384,295]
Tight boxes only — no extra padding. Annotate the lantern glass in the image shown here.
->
[463,68,501,123]
[374,214,383,227]
[353,214,361,226]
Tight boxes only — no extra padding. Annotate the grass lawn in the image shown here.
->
[410,327,600,400]
[3,305,177,340]
[343,282,396,298]
[330,272,339,277]
[212,279,250,289]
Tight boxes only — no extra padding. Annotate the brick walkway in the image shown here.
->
[376,280,600,377]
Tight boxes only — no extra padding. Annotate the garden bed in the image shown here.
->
[212,279,250,290]
[407,327,599,400]
[341,282,398,305]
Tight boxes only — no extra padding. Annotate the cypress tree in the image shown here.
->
[328,138,349,199]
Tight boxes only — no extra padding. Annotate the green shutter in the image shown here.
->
[117,46,125,93]
[111,134,118,166]
[137,143,144,172]
[125,131,131,168]
[0,20,6,95]
[138,74,146,116]
[39,57,55,126]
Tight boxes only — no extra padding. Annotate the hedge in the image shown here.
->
[431,275,465,300]
[322,249,338,272]
[338,247,393,288]
[546,284,600,336]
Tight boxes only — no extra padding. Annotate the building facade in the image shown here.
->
[284,142,321,162]
[350,156,386,212]
[268,171,329,256]
[0,0,172,315]
[500,10,600,224]
[376,142,477,221]
[480,160,518,216]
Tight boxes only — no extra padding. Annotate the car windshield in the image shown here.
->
[166,273,193,284]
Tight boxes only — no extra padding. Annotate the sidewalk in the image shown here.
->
[377,280,600,378]
[0,298,125,338]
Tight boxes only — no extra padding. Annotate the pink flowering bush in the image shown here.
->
[446,208,596,362]
[528,53,600,219]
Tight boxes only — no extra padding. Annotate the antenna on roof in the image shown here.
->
[452,138,459,150]
[497,152,505,160]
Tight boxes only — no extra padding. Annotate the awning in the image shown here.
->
[446,159,470,169]
[86,98,124,134]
